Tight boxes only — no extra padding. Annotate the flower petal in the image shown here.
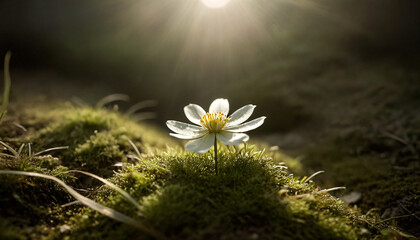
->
[185,133,215,153]
[217,132,249,145]
[170,132,206,140]
[224,116,266,133]
[225,104,256,127]
[209,98,229,115]
[166,120,205,135]
[184,104,206,125]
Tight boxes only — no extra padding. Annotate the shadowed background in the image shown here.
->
[1,0,419,139]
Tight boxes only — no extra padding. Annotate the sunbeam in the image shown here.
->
[201,0,231,8]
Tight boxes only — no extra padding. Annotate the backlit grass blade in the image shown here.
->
[125,100,158,116]
[0,170,168,240]
[33,146,69,156]
[318,186,346,193]
[95,94,130,108]
[66,170,143,214]
[303,170,325,183]
[0,141,19,158]
[0,51,11,123]
[127,138,142,159]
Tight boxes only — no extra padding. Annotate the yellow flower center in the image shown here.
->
[200,112,230,133]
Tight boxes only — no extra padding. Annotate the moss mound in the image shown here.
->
[0,103,406,239]
[4,105,175,176]
[64,149,392,240]
[0,103,175,239]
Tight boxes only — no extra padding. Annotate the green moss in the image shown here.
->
[65,148,389,240]
[10,105,176,176]
[0,104,404,239]
[74,132,124,174]
[0,104,176,239]
[0,153,74,239]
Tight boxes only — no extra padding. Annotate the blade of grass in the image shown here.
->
[0,170,168,240]
[28,143,32,158]
[0,141,19,158]
[61,200,81,208]
[127,139,142,159]
[17,144,25,156]
[33,146,69,156]
[66,170,143,214]
[70,96,88,107]
[317,186,346,193]
[304,170,325,183]
[13,121,27,132]
[0,152,15,158]
[131,112,157,121]
[95,94,130,108]
[0,51,11,123]
[125,100,158,116]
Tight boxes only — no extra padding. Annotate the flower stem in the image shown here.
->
[214,136,218,175]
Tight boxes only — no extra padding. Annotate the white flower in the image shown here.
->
[166,98,266,153]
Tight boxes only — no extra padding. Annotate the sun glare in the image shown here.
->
[201,0,231,8]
